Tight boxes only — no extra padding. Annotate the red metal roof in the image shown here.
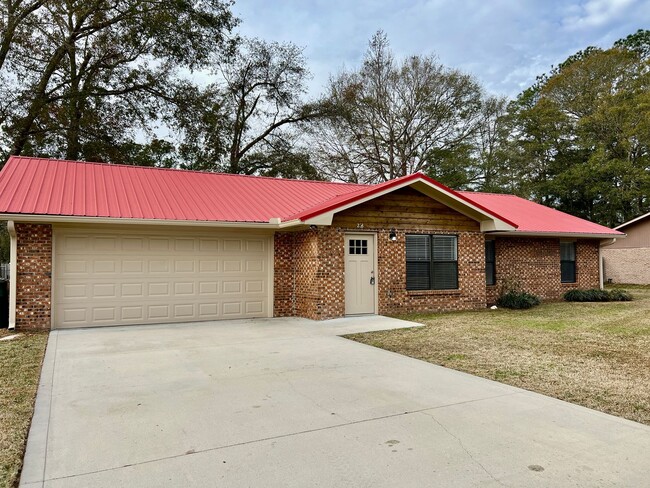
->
[0,156,622,236]
[458,191,622,236]
[0,157,364,223]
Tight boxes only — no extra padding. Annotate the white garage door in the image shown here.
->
[53,227,272,328]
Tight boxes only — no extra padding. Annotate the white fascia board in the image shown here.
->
[1,214,304,230]
[480,220,517,232]
[302,214,334,226]
[486,231,626,239]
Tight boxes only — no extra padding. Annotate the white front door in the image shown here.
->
[345,234,376,315]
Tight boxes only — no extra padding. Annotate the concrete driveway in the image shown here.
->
[21,316,650,487]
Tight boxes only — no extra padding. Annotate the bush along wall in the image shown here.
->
[496,290,541,309]
[563,289,632,302]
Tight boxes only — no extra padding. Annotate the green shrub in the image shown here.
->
[496,290,541,309]
[563,289,632,302]
[608,289,633,301]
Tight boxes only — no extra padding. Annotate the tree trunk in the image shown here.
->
[10,45,67,155]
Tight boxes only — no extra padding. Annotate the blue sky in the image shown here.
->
[232,0,650,98]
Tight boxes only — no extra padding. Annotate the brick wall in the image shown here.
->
[273,232,294,316]
[15,223,52,329]
[486,237,600,303]
[602,247,650,285]
[274,188,488,319]
[376,229,487,315]
[273,229,345,320]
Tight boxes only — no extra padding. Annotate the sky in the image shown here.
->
[232,0,650,98]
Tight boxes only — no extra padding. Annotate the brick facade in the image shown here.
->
[274,191,602,320]
[15,223,52,328]
[274,188,488,319]
[273,228,345,320]
[10,195,604,328]
[602,247,650,285]
[486,237,600,304]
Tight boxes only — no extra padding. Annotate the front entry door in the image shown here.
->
[345,234,376,315]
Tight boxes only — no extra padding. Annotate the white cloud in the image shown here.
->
[562,0,637,30]
[232,0,650,98]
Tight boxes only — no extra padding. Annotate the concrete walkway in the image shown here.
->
[21,316,650,487]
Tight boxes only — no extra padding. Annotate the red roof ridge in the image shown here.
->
[5,156,366,188]
[459,190,519,197]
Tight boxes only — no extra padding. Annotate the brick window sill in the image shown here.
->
[407,289,461,296]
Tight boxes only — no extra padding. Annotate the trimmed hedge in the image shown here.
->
[496,290,541,309]
[563,288,632,302]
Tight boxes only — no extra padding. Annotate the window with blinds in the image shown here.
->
[485,240,496,285]
[406,235,458,290]
[560,241,576,283]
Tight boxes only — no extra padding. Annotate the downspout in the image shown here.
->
[7,221,17,330]
[599,238,618,290]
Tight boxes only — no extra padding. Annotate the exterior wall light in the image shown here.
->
[389,229,397,241]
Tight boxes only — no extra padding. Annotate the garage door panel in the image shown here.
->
[149,260,170,273]
[122,260,144,273]
[199,303,219,317]
[94,236,117,251]
[174,238,195,252]
[92,307,115,322]
[92,283,116,298]
[122,237,144,251]
[149,238,171,251]
[121,306,144,320]
[199,260,218,272]
[54,229,271,328]
[223,239,241,252]
[199,239,218,252]
[63,308,87,323]
[199,281,218,295]
[149,282,170,297]
[246,280,264,293]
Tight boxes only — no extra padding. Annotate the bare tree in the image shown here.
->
[312,31,485,183]
[171,38,329,176]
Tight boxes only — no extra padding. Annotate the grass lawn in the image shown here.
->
[0,330,48,488]
[347,285,650,426]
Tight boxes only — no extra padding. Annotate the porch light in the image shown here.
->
[389,229,397,241]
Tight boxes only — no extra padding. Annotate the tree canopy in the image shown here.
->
[1,6,648,227]
[505,31,650,226]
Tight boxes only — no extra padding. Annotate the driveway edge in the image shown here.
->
[20,331,59,487]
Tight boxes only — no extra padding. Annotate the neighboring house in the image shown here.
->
[0,156,622,330]
[602,212,650,285]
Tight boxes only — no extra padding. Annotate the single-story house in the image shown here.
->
[603,211,650,284]
[0,156,623,330]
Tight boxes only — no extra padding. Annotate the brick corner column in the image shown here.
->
[15,223,52,329]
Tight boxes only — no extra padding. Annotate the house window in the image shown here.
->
[406,235,458,290]
[485,240,496,285]
[560,241,576,283]
[349,239,368,255]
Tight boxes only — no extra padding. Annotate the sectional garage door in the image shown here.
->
[53,227,272,329]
